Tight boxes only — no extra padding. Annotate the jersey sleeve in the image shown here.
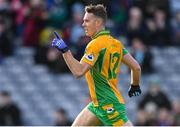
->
[123,48,129,56]
[119,40,129,56]
[80,40,99,66]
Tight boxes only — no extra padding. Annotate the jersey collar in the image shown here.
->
[92,30,110,39]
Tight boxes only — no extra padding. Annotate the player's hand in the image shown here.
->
[52,31,69,53]
[128,85,141,97]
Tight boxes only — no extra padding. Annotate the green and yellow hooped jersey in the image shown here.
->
[81,30,128,107]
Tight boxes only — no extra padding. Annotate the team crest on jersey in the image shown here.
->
[107,107,114,114]
[85,54,94,61]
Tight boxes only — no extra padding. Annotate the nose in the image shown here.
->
[82,22,85,27]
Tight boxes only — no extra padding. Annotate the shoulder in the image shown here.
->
[112,38,129,55]
[86,39,97,48]
[86,38,102,51]
[114,38,124,47]
[111,37,125,52]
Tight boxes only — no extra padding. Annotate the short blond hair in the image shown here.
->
[85,4,107,23]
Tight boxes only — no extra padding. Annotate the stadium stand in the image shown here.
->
[0,46,179,125]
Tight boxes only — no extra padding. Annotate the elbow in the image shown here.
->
[72,63,90,79]
[132,63,141,72]
[75,75,83,79]
[74,71,84,79]
[135,64,141,72]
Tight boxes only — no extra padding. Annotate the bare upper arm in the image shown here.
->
[76,61,92,78]
[81,61,92,72]
[122,53,141,71]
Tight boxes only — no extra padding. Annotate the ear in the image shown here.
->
[95,18,103,27]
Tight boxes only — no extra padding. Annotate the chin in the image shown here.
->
[85,33,91,37]
[85,31,93,37]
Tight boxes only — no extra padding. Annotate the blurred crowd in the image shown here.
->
[0,90,72,126]
[136,81,180,126]
[0,0,180,73]
[0,0,180,126]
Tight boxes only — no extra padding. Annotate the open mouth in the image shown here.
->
[84,29,88,33]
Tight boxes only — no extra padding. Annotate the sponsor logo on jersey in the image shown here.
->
[107,107,114,114]
[85,54,94,61]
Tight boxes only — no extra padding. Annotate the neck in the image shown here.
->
[92,26,105,38]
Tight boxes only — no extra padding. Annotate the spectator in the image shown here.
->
[126,7,145,45]
[0,90,22,126]
[34,29,69,73]
[135,109,148,126]
[47,0,67,29]
[138,81,172,111]
[108,0,128,36]
[143,102,159,125]
[144,17,158,45]
[0,0,9,12]
[172,10,180,46]
[136,102,161,126]
[133,0,170,19]
[53,108,72,126]
[131,37,154,74]
[10,0,30,37]
[172,100,180,125]
[169,0,180,17]
[63,2,86,59]
[144,9,172,46]
[69,2,85,46]
[153,9,172,46]
[74,35,90,60]
[0,18,13,59]
[0,0,16,38]
[46,47,69,73]
[23,0,48,47]
[157,108,173,126]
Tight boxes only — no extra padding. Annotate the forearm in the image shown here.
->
[62,50,84,78]
[122,53,141,86]
[129,68,142,97]
[131,67,141,86]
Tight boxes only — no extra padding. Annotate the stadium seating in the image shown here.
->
[0,46,179,125]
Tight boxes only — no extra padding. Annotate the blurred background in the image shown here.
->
[0,0,179,126]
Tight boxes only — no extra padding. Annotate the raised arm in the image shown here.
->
[63,51,91,78]
[52,31,91,78]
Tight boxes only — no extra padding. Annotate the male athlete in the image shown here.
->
[52,4,141,126]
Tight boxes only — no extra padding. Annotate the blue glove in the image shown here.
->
[52,31,69,53]
[128,85,141,97]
